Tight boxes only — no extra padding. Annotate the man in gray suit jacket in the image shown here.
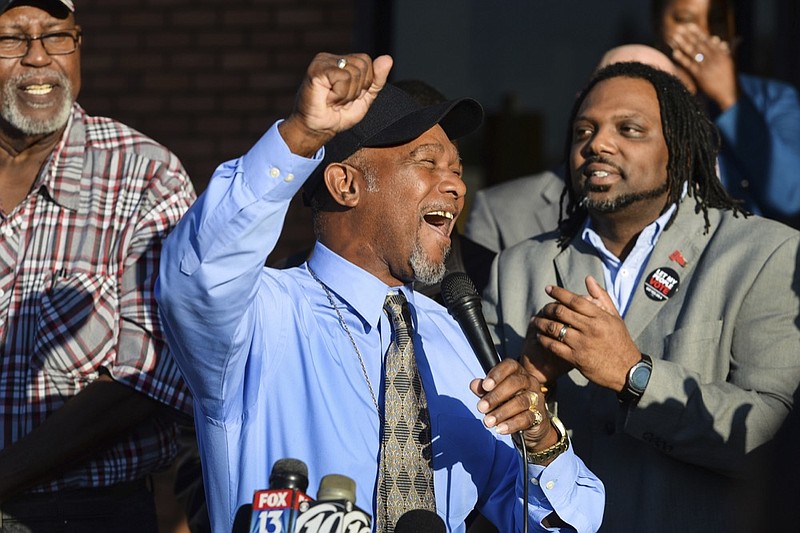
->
[484,62,800,532]
[465,45,683,256]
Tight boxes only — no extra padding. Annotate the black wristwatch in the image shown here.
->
[618,354,653,403]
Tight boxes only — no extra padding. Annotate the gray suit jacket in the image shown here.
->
[465,170,565,253]
[484,200,800,532]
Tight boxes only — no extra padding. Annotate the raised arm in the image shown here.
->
[156,53,392,420]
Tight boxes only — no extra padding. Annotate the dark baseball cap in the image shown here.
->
[1,0,74,12]
[302,84,483,205]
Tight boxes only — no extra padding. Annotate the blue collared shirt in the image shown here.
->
[716,74,800,219]
[157,123,604,533]
[581,204,677,316]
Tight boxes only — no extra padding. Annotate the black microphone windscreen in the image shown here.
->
[269,458,309,492]
[440,271,480,312]
[395,509,446,533]
[440,271,501,374]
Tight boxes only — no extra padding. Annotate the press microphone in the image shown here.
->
[249,458,312,533]
[395,509,446,533]
[294,473,371,533]
[316,474,356,502]
[440,271,501,374]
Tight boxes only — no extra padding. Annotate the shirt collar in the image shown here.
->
[38,104,83,212]
[581,201,677,256]
[306,241,415,330]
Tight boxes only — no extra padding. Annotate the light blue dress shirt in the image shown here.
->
[581,204,677,316]
[157,123,604,532]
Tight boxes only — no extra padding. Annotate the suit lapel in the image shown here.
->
[554,236,606,294]
[623,200,717,341]
[533,176,566,234]
[554,200,719,341]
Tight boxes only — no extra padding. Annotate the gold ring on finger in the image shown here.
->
[532,409,544,427]
[528,391,539,411]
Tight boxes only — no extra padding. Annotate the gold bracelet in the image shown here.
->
[526,416,569,465]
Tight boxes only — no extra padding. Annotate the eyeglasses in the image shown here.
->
[0,29,82,59]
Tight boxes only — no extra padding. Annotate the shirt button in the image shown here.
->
[620,268,628,277]
[3,228,12,237]
[269,168,280,178]
[545,480,555,490]
[529,477,539,486]
[0,288,5,298]
[740,179,750,189]
[284,173,295,183]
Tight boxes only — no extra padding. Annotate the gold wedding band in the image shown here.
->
[557,324,570,342]
[336,57,347,69]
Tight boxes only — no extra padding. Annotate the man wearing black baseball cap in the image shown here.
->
[158,52,604,533]
[0,0,196,531]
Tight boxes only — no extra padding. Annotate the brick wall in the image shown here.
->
[76,0,356,263]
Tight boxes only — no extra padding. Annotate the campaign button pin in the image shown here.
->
[644,267,680,302]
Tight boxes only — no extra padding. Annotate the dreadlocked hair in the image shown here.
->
[557,61,746,247]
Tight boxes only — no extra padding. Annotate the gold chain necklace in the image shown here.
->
[307,266,382,418]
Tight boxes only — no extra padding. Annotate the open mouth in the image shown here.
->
[16,81,64,110]
[23,84,56,96]
[423,209,456,238]
[583,162,622,186]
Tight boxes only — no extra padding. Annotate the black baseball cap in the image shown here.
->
[1,0,74,12]
[302,84,483,205]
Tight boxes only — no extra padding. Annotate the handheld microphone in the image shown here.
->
[440,272,501,374]
[394,509,446,533]
[294,474,371,533]
[250,458,312,533]
[442,272,533,533]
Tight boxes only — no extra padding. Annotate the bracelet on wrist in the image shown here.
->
[526,416,569,465]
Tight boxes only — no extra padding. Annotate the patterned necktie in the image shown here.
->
[377,293,436,533]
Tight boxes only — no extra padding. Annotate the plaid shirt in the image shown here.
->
[0,104,196,491]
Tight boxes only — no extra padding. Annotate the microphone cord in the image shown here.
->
[519,431,529,533]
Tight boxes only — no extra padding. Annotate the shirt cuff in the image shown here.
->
[523,444,596,532]
[240,120,325,200]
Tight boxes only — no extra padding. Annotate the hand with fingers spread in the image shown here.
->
[279,52,393,157]
[521,278,616,386]
[469,359,562,464]
[529,275,642,393]
[666,22,738,110]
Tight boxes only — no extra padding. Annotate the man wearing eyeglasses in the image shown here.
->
[0,1,196,531]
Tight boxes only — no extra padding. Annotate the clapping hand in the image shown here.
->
[527,275,642,393]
